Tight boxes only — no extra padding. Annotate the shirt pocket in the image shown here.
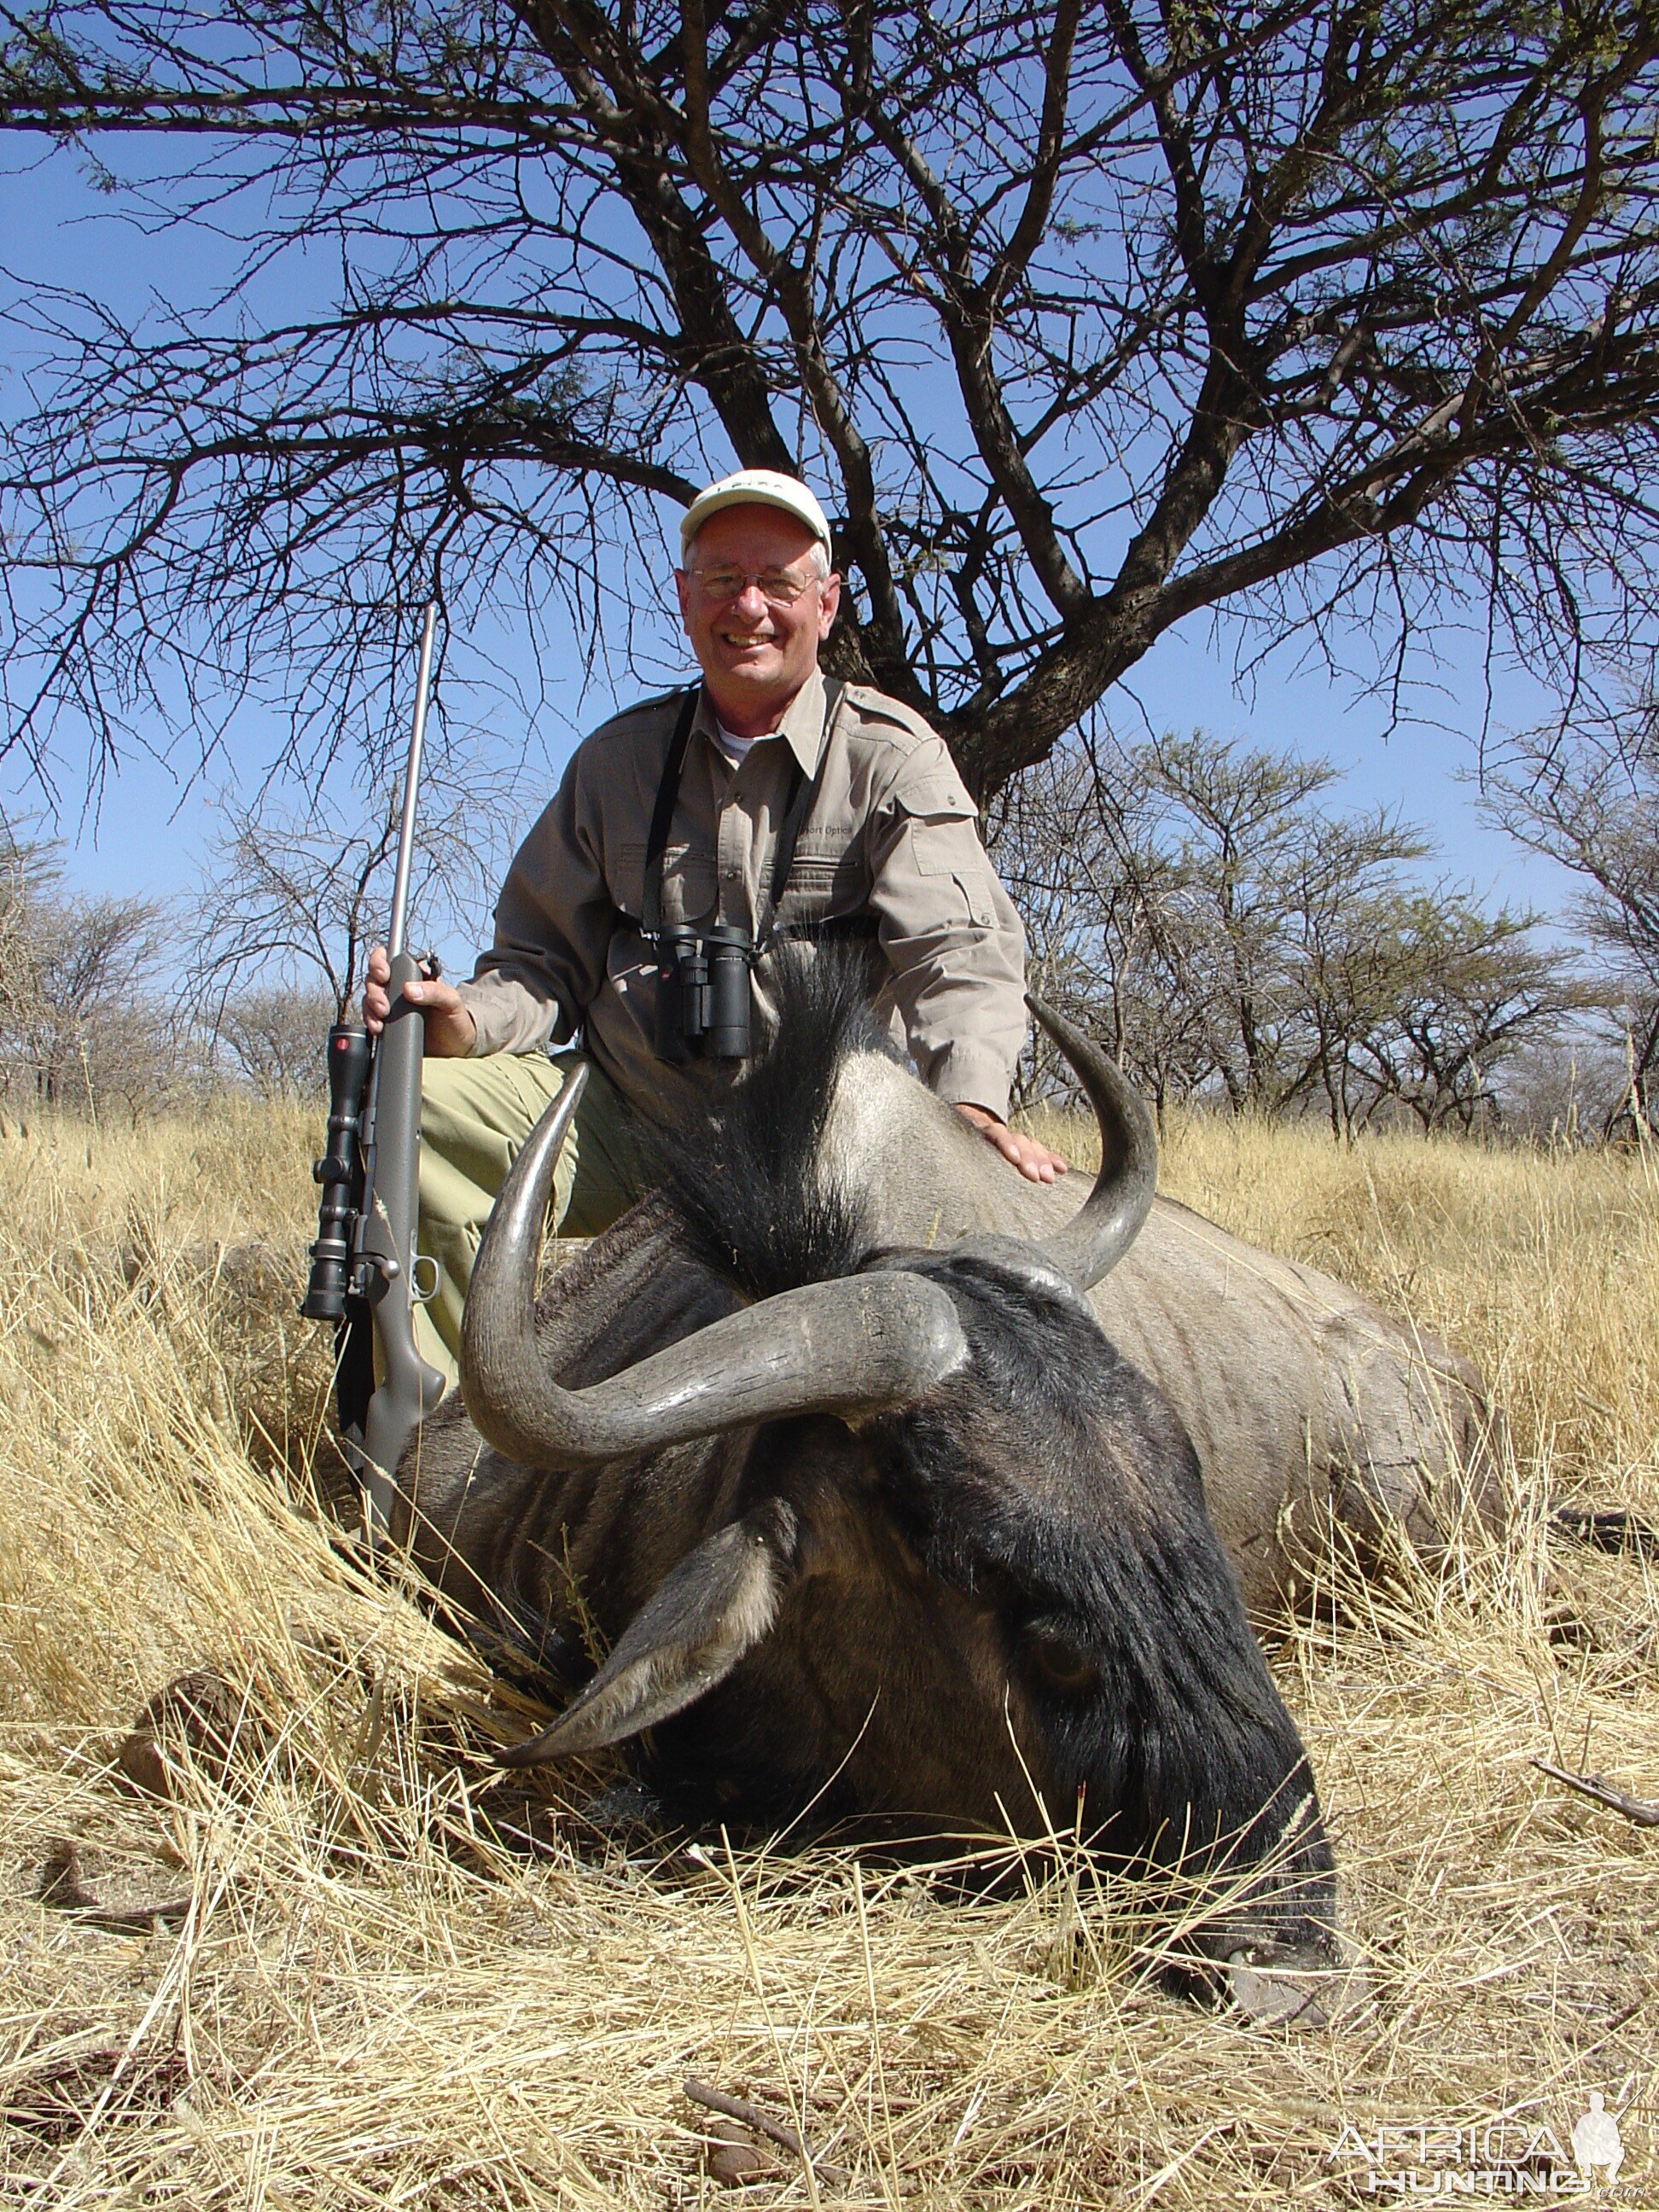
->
[778,820,867,923]
[889,784,998,928]
[894,781,981,864]
[614,838,717,927]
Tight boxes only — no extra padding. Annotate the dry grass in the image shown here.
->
[2,1103,1656,2207]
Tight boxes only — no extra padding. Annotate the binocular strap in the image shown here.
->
[640,686,703,942]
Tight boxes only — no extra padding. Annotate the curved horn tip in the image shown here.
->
[459,1064,591,1466]
[1023,995,1158,1293]
[496,1726,566,1769]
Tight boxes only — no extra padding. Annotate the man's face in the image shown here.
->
[675,504,841,730]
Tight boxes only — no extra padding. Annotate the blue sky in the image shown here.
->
[3,143,1592,971]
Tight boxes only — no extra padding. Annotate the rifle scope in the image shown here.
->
[300,1022,374,1321]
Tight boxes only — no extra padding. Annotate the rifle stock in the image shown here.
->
[353,946,446,1534]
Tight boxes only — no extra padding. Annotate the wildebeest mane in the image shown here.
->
[654,943,891,1301]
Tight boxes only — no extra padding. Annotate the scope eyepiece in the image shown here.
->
[300,1243,352,1321]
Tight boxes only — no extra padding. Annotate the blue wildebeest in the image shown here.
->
[396,957,1343,2000]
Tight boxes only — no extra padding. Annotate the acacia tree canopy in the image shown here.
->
[987,730,1582,1132]
[4,0,1659,797]
[1481,702,1659,1121]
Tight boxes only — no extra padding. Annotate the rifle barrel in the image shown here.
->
[386,601,438,961]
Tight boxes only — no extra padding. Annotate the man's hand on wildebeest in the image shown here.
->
[953,1102,1069,1185]
[365,945,1066,1176]
[364,944,478,1057]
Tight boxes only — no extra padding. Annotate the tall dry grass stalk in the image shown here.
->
[1,1103,1655,2206]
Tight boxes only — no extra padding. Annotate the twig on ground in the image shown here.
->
[1533,1760,1659,1828]
[38,1841,195,1932]
[684,2076,849,2186]
[1550,1505,1659,1559]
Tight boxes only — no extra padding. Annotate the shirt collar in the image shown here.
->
[692,667,829,778]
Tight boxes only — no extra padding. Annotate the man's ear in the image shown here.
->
[498,1499,800,1764]
[815,567,841,638]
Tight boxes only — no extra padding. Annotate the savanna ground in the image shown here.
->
[0,1096,1655,2208]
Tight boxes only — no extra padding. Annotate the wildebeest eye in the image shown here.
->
[1024,1621,1097,1692]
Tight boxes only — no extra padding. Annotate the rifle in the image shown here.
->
[301,602,448,1540]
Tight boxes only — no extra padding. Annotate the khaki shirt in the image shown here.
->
[457,669,1027,1121]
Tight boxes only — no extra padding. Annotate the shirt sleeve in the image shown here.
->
[455,745,617,1057]
[868,736,1027,1121]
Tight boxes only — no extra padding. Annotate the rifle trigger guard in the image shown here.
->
[410,1253,440,1303]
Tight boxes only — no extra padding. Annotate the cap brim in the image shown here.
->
[679,484,831,552]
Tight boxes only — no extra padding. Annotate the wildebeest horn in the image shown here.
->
[461,1066,969,1470]
[1025,995,1157,1291]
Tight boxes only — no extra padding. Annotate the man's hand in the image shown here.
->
[953,1101,1069,1185]
[364,945,478,1057]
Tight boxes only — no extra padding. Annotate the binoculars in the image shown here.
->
[656,923,755,1061]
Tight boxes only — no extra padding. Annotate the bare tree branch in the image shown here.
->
[3,0,1659,799]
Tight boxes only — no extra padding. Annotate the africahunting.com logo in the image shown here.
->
[1329,2092,1637,2196]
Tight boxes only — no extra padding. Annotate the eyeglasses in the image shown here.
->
[684,562,821,607]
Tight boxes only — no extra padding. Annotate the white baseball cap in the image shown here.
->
[679,468,833,556]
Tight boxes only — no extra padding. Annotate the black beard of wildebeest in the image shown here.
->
[395,950,1337,1979]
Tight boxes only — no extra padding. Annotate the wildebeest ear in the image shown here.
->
[497,1500,799,1765]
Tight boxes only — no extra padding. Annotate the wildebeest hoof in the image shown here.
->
[1226,1946,1371,2028]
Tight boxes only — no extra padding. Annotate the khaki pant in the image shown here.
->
[413,1050,647,1385]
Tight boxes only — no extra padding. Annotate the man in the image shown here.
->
[367,468,1065,1379]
